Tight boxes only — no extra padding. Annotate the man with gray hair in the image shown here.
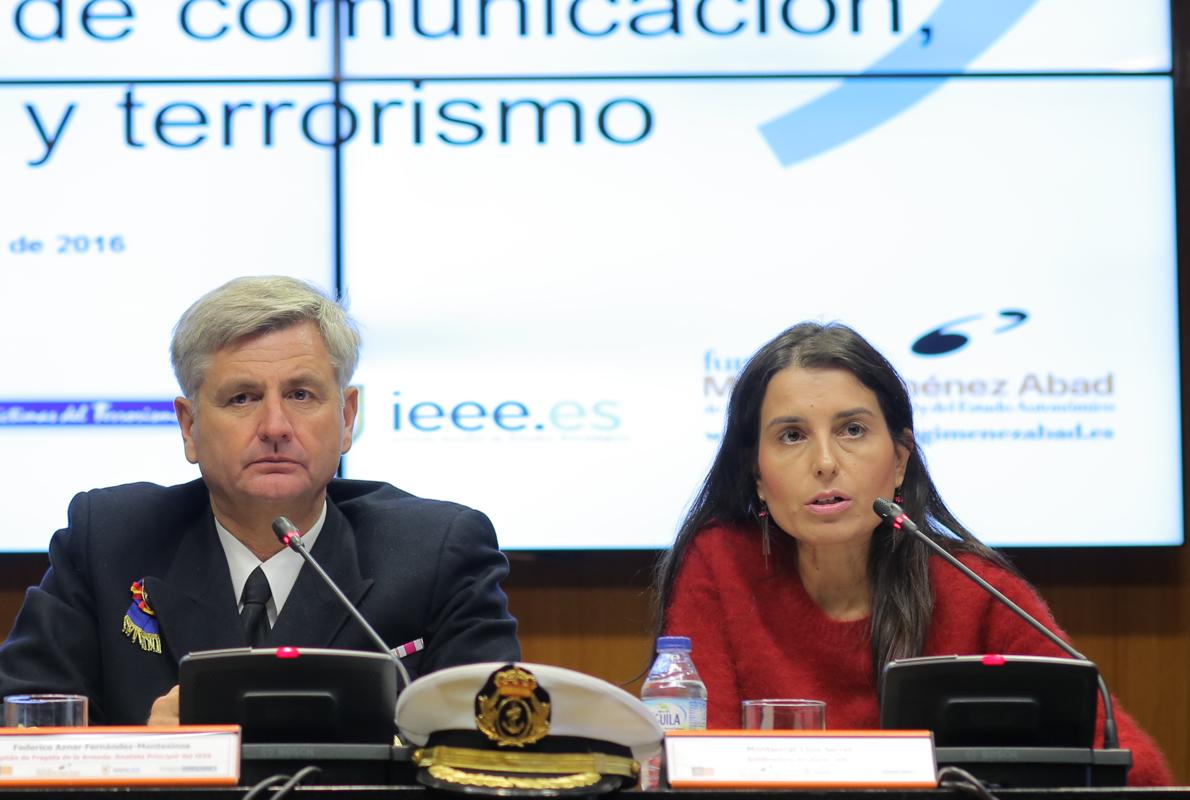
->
[0,276,520,724]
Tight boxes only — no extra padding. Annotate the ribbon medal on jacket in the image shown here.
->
[122,579,161,654]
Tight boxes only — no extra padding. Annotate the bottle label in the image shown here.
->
[642,698,707,731]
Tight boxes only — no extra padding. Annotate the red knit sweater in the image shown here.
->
[664,522,1173,786]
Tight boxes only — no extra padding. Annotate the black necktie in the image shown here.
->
[240,566,272,647]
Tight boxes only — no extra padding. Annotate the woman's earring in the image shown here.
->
[894,486,904,505]
[758,503,772,570]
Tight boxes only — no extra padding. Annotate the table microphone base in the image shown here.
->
[240,743,416,786]
[936,747,1131,788]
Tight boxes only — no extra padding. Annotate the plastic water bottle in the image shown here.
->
[640,636,707,789]
[641,635,708,730]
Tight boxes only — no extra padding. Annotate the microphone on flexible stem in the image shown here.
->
[272,516,412,690]
[871,498,1119,750]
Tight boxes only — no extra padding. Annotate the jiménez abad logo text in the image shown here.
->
[911,310,1029,357]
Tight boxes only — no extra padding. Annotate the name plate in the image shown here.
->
[665,729,937,788]
[0,725,240,786]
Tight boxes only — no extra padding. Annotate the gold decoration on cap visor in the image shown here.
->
[426,765,602,791]
[415,746,639,779]
[475,665,551,747]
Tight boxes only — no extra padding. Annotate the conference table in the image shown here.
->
[0,739,1177,798]
[0,747,1183,800]
[1,786,1189,799]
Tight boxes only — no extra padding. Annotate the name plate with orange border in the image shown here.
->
[665,729,937,789]
[0,725,240,786]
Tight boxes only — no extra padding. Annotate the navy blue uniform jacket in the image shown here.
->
[0,478,521,723]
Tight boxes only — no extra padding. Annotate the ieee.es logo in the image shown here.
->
[911,310,1028,357]
[390,391,620,434]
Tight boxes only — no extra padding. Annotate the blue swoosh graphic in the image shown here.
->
[760,0,1038,167]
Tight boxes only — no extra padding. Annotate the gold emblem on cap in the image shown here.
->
[475,665,551,747]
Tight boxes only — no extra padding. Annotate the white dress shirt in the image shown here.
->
[215,503,327,628]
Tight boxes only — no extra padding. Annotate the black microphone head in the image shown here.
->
[873,497,901,521]
[272,516,301,544]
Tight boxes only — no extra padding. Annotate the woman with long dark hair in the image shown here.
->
[654,322,1171,786]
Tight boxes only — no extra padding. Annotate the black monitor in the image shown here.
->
[879,654,1099,748]
[179,647,398,744]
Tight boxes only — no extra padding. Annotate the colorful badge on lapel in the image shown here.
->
[122,579,161,654]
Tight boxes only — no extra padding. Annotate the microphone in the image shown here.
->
[871,498,1120,750]
[272,516,412,690]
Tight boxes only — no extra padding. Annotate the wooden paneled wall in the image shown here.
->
[0,545,1187,782]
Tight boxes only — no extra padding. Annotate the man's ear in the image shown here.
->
[174,397,199,465]
[340,386,360,454]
